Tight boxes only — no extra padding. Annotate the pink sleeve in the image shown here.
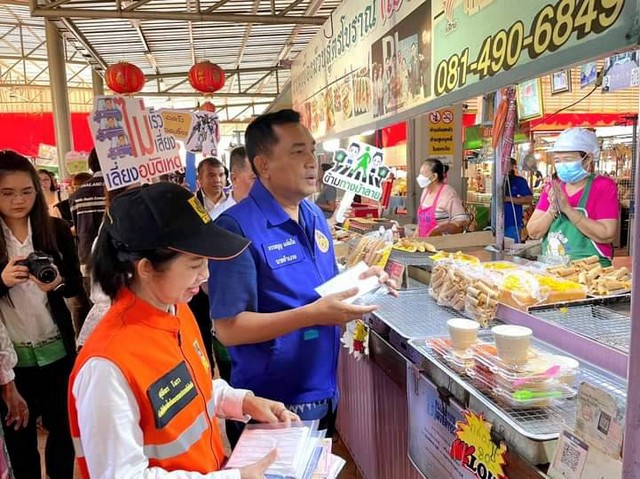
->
[536,186,550,212]
[590,177,619,220]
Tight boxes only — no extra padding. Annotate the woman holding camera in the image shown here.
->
[0,150,81,479]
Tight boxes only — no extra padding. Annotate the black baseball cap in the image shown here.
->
[106,182,250,260]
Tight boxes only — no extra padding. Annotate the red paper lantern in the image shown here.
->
[188,61,225,94]
[200,101,216,112]
[105,62,146,94]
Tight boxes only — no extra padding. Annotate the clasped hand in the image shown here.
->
[548,181,571,215]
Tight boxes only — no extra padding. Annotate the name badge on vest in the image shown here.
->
[262,237,305,270]
[315,229,330,253]
[147,362,198,429]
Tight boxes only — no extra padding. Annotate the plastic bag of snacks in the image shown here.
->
[548,255,631,296]
[429,259,451,301]
[436,262,472,311]
[345,228,393,269]
[499,270,587,309]
[464,270,501,328]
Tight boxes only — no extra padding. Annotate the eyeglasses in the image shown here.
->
[0,189,37,200]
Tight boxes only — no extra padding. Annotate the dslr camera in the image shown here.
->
[16,252,57,284]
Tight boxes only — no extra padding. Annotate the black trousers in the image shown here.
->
[2,355,75,479]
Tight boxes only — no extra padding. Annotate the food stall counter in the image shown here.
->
[337,285,628,478]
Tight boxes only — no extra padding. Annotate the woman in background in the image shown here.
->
[416,158,468,237]
[1,151,80,479]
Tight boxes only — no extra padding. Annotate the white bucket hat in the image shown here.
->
[548,128,600,159]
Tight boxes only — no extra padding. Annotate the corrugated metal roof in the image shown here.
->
[1,0,342,119]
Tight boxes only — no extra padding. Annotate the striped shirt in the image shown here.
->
[70,172,106,267]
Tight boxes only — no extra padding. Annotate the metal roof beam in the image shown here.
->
[30,5,327,25]
[279,0,305,16]
[145,66,286,80]
[41,0,73,8]
[57,17,109,70]
[0,54,86,65]
[141,91,276,98]
[204,0,233,14]
[123,0,153,11]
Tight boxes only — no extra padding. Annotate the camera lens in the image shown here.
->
[37,266,57,284]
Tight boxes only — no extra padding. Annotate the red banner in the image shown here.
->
[0,112,94,157]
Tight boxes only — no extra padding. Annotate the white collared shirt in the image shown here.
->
[73,358,247,479]
[214,194,237,219]
[201,191,230,221]
[0,219,60,345]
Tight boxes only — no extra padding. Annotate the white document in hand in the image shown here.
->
[314,261,380,304]
[225,425,311,476]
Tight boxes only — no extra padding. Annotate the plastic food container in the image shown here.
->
[427,338,474,375]
[467,341,579,408]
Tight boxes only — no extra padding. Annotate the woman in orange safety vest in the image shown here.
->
[68,182,299,479]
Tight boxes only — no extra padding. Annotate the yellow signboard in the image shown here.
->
[428,108,455,156]
[160,110,192,140]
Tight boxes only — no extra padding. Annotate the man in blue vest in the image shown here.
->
[208,109,390,443]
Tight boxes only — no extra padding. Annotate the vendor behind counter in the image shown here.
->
[416,159,469,237]
[527,128,619,267]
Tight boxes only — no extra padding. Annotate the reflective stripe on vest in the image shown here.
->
[73,398,217,462]
[73,437,84,458]
[144,397,217,461]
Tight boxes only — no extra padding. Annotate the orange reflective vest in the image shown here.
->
[68,288,225,478]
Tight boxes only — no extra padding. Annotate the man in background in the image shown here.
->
[217,146,256,214]
[315,163,337,218]
[505,158,533,243]
[70,149,105,293]
[195,157,228,219]
[206,146,256,382]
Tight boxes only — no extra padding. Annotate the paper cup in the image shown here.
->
[447,318,480,351]
[492,325,533,365]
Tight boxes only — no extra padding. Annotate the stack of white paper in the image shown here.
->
[315,261,381,304]
[224,422,325,479]
[311,439,346,479]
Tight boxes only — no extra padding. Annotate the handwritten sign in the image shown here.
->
[450,410,508,479]
[89,96,182,191]
[322,141,389,201]
[64,151,89,174]
[160,110,193,140]
[159,109,220,157]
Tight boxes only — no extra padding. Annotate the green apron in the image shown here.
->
[542,175,612,267]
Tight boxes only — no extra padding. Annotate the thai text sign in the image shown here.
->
[428,108,456,157]
[322,141,389,201]
[292,0,432,138]
[433,0,631,97]
[89,96,182,191]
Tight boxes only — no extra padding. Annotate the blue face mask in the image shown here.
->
[555,159,588,184]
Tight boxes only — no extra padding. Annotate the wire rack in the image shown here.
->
[371,289,462,339]
[532,304,631,353]
[388,249,435,267]
[409,337,627,441]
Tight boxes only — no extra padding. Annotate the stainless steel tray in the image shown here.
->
[388,249,435,267]
[408,337,627,442]
[368,288,462,339]
[530,297,631,353]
